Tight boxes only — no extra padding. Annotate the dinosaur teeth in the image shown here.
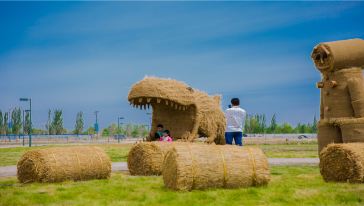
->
[130,97,188,112]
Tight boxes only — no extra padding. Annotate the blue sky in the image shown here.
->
[0,1,364,130]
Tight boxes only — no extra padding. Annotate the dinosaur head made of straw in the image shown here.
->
[128,77,199,140]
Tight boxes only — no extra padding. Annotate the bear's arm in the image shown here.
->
[348,77,364,117]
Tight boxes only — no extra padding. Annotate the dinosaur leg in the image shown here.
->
[180,132,193,142]
[206,133,217,144]
[214,123,226,145]
[214,135,226,145]
[186,120,200,142]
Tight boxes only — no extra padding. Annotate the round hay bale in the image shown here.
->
[320,143,364,183]
[17,146,111,183]
[162,144,270,191]
[127,142,174,176]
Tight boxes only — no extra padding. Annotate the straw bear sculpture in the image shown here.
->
[128,77,226,144]
[311,38,364,152]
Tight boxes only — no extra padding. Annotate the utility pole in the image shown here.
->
[118,117,124,143]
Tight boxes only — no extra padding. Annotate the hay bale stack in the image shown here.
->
[17,146,111,183]
[127,142,174,176]
[163,144,270,191]
[320,143,364,183]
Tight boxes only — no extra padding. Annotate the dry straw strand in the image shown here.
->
[247,147,258,185]
[17,146,111,183]
[217,146,227,187]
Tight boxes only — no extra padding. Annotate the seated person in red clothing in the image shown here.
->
[159,130,172,142]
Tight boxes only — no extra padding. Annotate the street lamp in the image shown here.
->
[118,117,124,143]
[22,109,30,146]
[19,98,32,147]
[94,111,99,136]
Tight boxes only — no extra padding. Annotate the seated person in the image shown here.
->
[151,124,164,141]
[159,130,173,142]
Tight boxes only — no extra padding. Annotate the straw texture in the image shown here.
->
[162,144,270,191]
[128,77,226,144]
[17,146,111,183]
[127,142,174,176]
[320,143,364,183]
[311,38,364,71]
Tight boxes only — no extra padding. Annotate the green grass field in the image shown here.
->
[0,144,132,166]
[0,143,317,166]
[260,144,318,158]
[1,143,362,206]
[1,166,363,206]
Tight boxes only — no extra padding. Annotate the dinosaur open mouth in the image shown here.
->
[129,97,197,140]
[129,97,189,111]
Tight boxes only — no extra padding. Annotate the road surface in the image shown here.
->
[0,158,319,178]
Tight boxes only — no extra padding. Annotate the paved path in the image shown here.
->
[268,158,319,166]
[0,158,319,178]
[0,165,17,178]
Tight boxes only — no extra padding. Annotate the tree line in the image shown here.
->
[0,108,318,136]
[0,108,149,137]
[244,114,317,134]
[0,108,83,135]
[101,124,149,138]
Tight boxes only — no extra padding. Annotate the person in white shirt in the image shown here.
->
[225,98,247,146]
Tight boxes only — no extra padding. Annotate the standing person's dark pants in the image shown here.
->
[225,132,243,146]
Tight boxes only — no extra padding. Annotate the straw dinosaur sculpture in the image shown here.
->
[128,77,226,144]
[311,38,364,152]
